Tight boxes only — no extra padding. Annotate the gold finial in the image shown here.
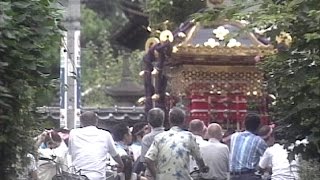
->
[145,37,160,52]
[137,97,146,105]
[159,30,174,42]
[276,32,292,47]
[151,68,159,75]
[163,20,170,30]
[152,94,160,100]
[139,71,145,77]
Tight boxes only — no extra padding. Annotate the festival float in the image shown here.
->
[141,19,276,130]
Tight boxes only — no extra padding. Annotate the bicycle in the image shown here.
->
[39,156,89,180]
[190,166,210,180]
[105,163,120,180]
[190,168,202,180]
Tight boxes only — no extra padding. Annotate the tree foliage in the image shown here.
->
[80,5,112,45]
[0,0,62,178]
[146,0,206,28]
[253,0,320,158]
[81,6,143,107]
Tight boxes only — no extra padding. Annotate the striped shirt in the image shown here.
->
[229,131,267,172]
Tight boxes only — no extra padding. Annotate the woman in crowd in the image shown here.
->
[34,130,68,180]
[130,122,149,162]
[258,124,275,146]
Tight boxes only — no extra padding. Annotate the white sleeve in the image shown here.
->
[145,139,158,161]
[27,154,37,171]
[68,130,74,155]
[259,148,271,169]
[106,131,119,157]
[224,145,230,172]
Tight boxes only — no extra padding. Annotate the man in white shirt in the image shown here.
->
[188,119,210,172]
[34,130,68,180]
[37,141,68,180]
[68,111,124,180]
[259,131,299,180]
[130,122,149,162]
[201,123,229,180]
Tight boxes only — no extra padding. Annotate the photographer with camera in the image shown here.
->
[34,129,68,180]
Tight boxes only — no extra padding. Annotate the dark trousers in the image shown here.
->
[230,173,261,180]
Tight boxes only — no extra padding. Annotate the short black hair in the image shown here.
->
[147,108,164,128]
[169,107,185,126]
[112,123,130,142]
[44,131,62,143]
[132,122,148,136]
[244,113,261,132]
[132,122,148,142]
[257,125,271,137]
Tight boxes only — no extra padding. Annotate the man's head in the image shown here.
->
[257,125,272,140]
[169,107,185,127]
[80,111,98,127]
[258,124,276,146]
[207,123,223,140]
[244,113,261,133]
[188,119,206,137]
[147,108,165,128]
[112,123,132,145]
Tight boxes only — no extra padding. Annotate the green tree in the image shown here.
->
[242,0,320,158]
[146,0,206,28]
[81,6,143,107]
[0,0,62,178]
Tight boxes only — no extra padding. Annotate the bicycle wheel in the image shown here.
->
[190,170,201,180]
[52,171,89,180]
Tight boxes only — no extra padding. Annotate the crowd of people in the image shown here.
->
[23,107,300,180]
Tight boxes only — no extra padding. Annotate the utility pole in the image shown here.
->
[60,0,81,129]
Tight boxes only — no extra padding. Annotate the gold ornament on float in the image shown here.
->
[276,32,292,47]
[139,70,145,77]
[151,94,160,100]
[172,46,179,53]
[178,32,186,38]
[145,37,160,52]
[137,97,146,105]
[160,30,174,42]
[151,68,159,75]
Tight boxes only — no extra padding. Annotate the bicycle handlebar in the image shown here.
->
[39,157,54,161]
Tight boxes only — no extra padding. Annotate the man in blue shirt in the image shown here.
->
[229,113,267,180]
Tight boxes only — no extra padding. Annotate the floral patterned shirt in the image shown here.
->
[145,126,202,180]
